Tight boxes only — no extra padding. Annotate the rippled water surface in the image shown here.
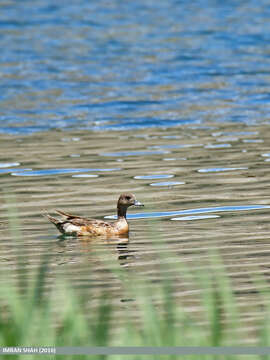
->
[1,0,270,346]
[1,0,270,134]
[1,124,270,344]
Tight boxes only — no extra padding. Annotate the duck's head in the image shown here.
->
[117,193,144,208]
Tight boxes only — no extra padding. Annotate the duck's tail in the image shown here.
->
[43,210,65,234]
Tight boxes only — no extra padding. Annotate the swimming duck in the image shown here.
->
[45,193,144,236]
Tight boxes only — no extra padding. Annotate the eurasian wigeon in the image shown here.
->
[45,193,144,236]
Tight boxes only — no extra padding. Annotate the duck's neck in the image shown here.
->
[117,205,128,219]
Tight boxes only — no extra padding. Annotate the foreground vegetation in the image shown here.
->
[1,205,270,360]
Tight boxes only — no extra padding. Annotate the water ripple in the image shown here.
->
[11,168,121,176]
[0,168,31,174]
[105,205,270,220]
[242,139,263,143]
[0,162,20,168]
[205,144,232,149]
[72,174,99,178]
[171,215,220,221]
[149,144,203,149]
[163,157,187,161]
[100,150,170,157]
[198,167,248,173]
[150,181,185,187]
[134,174,174,180]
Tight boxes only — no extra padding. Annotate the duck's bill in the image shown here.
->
[134,200,144,206]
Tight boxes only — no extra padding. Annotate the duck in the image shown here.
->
[45,193,144,236]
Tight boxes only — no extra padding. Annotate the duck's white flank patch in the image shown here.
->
[63,223,81,233]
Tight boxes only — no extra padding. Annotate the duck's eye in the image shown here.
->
[126,196,131,200]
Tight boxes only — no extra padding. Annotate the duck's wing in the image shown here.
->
[67,217,111,227]
[55,209,83,219]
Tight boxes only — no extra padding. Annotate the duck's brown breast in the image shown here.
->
[112,218,129,235]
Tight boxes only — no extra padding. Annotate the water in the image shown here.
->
[171,215,220,221]
[105,205,270,220]
[197,167,248,173]
[1,124,270,344]
[149,181,185,187]
[1,0,270,345]
[11,168,121,176]
[134,174,174,180]
[1,1,270,134]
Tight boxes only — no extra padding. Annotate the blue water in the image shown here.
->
[171,214,220,221]
[105,205,270,220]
[1,0,270,134]
[197,167,248,173]
[11,168,121,176]
[0,168,32,174]
[149,181,185,187]
[134,174,174,180]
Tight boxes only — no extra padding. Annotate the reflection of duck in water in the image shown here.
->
[45,193,144,237]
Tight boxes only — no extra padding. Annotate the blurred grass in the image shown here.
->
[1,200,270,360]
